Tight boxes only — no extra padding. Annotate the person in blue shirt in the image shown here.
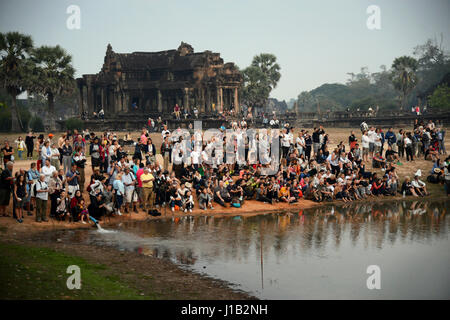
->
[384,128,397,148]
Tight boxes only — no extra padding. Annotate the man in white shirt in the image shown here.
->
[122,167,137,213]
[35,174,49,222]
[161,124,171,140]
[361,131,370,162]
[411,175,428,196]
[41,159,56,184]
[367,127,377,157]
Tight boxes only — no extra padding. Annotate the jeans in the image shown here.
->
[18,150,23,160]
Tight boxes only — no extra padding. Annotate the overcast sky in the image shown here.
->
[1,0,449,101]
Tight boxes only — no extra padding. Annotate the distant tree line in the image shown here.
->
[294,37,450,113]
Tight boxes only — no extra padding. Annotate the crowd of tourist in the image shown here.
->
[0,118,449,224]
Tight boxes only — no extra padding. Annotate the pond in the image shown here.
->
[44,199,450,299]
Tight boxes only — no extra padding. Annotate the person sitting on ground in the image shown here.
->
[401,177,418,197]
[424,144,439,161]
[184,190,194,213]
[56,190,70,221]
[77,198,90,224]
[214,180,231,207]
[372,152,387,170]
[198,187,214,210]
[385,145,401,164]
[411,175,428,196]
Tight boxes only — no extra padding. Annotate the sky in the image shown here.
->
[1,0,449,101]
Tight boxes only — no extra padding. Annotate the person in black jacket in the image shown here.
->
[25,131,36,160]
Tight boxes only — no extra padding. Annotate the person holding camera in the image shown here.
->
[66,164,80,199]
[35,174,49,222]
[73,146,86,191]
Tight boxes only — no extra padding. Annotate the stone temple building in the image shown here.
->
[77,42,242,118]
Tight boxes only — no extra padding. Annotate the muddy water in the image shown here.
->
[44,199,450,299]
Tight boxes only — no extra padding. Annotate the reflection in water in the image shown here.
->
[45,200,450,299]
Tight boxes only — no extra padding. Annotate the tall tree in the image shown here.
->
[0,31,34,132]
[31,45,76,118]
[391,56,418,110]
[241,53,281,111]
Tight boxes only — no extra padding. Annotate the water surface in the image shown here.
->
[46,200,450,299]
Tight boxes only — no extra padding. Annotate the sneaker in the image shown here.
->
[189,209,192,213]
[81,221,86,224]
[117,210,122,216]
[133,207,138,213]
[210,206,214,210]
[184,209,187,213]
[397,161,403,165]
[42,218,49,222]
[171,207,174,212]
[204,208,207,211]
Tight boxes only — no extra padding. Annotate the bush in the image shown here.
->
[29,116,45,132]
[65,117,84,131]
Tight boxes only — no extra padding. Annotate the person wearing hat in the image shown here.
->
[122,166,138,213]
[411,174,428,197]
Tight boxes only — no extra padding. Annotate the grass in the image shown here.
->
[0,242,159,300]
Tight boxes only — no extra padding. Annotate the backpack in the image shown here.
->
[33,181,42,196]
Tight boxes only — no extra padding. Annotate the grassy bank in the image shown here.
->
[0,242,155,300]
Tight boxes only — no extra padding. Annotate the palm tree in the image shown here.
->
[391,56,418,110]
[31,45,76,120]
[0,31,34,132]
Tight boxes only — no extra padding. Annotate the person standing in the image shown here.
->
[122,166,138,213]
[140,167,155,212]
[161,137,172,172]
[48,171,63,218]
[61,139,73,173]
[36,135,44,171]
[2,140,14,168]
[113,173,125,215]
[89,137,102,171]
[66,164,80,199]
[26,162,40,216]
[25,131,36,160]
[35,174,49,222]
[40,141,52,164]
[14,173,27,223]
[0,162,14,217]
[73,146,86,191]
[50,143,60,171]
[15,137,26,160]
[41,159,56,184]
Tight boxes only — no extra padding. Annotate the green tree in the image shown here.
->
[31,45,76,118]
[428,84,450,110]
[241,53,281,110]
[391,56,418,110]
[0,31,34,132]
